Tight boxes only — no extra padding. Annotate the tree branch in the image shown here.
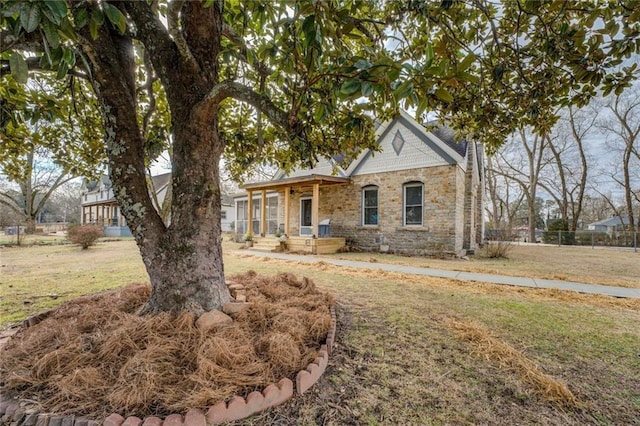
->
[166,0,198,69]
[204,81,296,135]
[123,1,190,85]
[0,192,24,215]
[0,58,89,80]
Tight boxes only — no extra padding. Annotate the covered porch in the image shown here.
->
[241,175,349,254]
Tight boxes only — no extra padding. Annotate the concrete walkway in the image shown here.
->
[240,250,640,299]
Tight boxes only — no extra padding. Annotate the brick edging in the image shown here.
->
[0,306,337,426]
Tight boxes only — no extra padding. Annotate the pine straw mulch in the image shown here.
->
[0,271,334,420]
[444,318,578,407]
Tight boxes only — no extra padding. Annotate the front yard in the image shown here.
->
[1,240,639,424]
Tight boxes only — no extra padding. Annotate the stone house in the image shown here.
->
[235,111,484,256]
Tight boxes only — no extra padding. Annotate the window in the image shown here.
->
[221,210,227,220]
[266,195,278,234]
[235,200,248,234]
[362,186,378,225]
[403,182,423,226]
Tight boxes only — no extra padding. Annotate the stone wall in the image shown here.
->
[316,165,467,256]
[463,143,479,251]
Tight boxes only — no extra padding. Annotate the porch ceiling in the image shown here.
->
[242,174,350,191]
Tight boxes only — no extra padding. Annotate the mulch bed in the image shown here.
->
[0,271,333,419]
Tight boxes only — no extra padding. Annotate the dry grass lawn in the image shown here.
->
[1,240,639,424]
[326,243,640,288]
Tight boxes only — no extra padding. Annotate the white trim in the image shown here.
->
[361,185,379,226]
[299,196,313,236]
[403,182,424,226]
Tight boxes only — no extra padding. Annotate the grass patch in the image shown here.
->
[325,243,640,288]
[0,240,148,325]
[2,240,639,424]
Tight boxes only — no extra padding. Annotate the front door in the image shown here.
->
[300,197,312,236]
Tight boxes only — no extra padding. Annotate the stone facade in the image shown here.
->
[236,111,484,256]
[273,164,469,256]
[331,165,466,255]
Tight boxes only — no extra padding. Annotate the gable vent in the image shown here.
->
[392,130,405,155]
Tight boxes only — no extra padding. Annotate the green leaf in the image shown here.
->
[361,81,374,97]
[416,96,430,115]
[425,42,434,66]
[302,14,315,35]
[41,32,53,66]
[20,4,41,32]
[103,3,126,34]
[42,20,60,48]
[56,60,69,79]
[89,10,104,40]
[9,52,28,84]
[394,81,414,99]
[44,0,68,20]
[434,87,454,103]
[354,59,372,70]
[458,53,475,72]
[314,104,325,122]
[387,67,400,82]
[75,8,88,29]
[340,78,361,96]
[63,47,76,68]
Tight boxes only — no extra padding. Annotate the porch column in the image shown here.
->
[260,189,267,236]
[81,206,85,224]
[312,183,319,237]
[247,190,253,236]
[284,186,290,236]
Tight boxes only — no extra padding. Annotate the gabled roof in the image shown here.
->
[149,172,171,192]
[428,121,469,158]
[345,110,466,176]
[83,175,111,192]
[588,216,630,227]
[271,110,470,183]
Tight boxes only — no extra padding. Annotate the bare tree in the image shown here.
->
[538,106,596,231]
[491,128,550,242]
[581,193,618,225]
[485,155,526,232]
[45,182,82,224]
[596,87,640,231]
[0,146,75,233]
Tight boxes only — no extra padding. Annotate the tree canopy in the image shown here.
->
[1,0,639,314]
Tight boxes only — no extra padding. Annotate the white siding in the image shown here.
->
[352,122,451,176]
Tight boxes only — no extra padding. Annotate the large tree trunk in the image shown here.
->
[80,1,231,315]
[139,114,231,315]
[25,217,36,234]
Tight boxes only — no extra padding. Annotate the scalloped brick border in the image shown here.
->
[0,306,337,425]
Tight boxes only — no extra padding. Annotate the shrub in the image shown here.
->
[543,219,575,245]
[67,224,104,249]
[481,240,513,258]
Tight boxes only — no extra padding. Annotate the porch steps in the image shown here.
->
[251,237,281,252]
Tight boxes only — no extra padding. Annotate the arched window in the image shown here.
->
[403,182,423,226]
[362,185,379,225]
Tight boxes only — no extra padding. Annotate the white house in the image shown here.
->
[81,173,234,236]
